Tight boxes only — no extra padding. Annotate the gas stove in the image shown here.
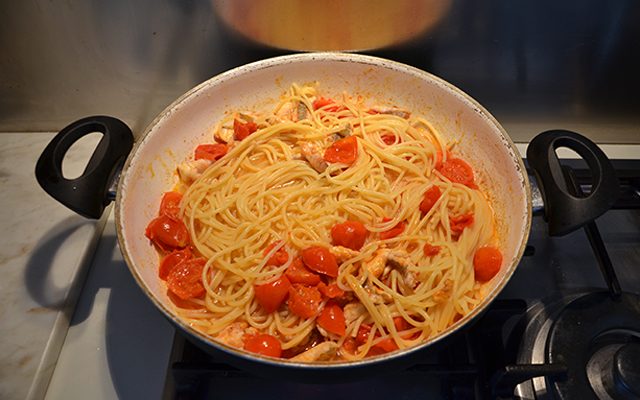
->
[45,159,640,400]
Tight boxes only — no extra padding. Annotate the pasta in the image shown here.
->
[144,83,502,361]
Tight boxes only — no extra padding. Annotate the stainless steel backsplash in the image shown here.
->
[1,0,639,143]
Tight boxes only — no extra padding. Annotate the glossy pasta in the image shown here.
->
[148,83,500,361]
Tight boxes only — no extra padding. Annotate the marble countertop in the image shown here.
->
[0,133,108,399]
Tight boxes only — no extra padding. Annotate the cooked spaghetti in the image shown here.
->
[144,83,503,361]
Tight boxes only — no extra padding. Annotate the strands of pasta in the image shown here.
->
[177,83,495,360]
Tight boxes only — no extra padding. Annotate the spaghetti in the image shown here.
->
[144,83,502,361]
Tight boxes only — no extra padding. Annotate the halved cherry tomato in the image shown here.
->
[323,136,358,165]
[145,215,189,250]
[285,257,321,285]
[194,143,228,161]
[166,258,206,300]
[331,220,368,251]
[159,247,192,280]
[436,157,477,189]
[356,323,372,344]
[473,246,503,282]
[381,132,398,145]
[243,334,282,358]
[423,243,441,257]
[380,217,406,240]
[254,275,291,313]
[317,282,345,299]
[233,118,258,140]
[159,191,183,219]
[450,213,474,237]
[419,186,442,215]
[392,316,410,332]
[287,284,323,318]
[373,337,399,353]
[312,97,344,112]
[317,303,346,336]
[263,241,289,266]
[301,246,339,278]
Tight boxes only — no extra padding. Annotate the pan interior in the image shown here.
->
[115,53,531,366]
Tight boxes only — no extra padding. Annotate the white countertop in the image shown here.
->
[0,133,108,399]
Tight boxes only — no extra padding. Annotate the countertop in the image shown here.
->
[0,133,108,399]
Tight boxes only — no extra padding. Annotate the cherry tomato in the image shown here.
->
[356,323,372,344]
[159,247,192,280]
[373,337,399,353]
[263,241,289,266]
[243,334,282,358]
[423,243,441,257]
[145,215,189,250]
[419,186,441,215]
[233,118,258,140]
[323,136,358,165]
[194,143,228,161]
[301,246,339,278]
[473,246,503,282]
[331,220,368,251]
[380,217,406,240]
[288,284,323,318]
[381,132,398,145]
[166,258,206,300]
[159,191,183,219]
[342,337,358,354]
[317,282,345,299]
[317,303,346,336]
[392,316,410,332]
[285,258,321,285]
[254,275,291,313]
[450,213,474,237]
[312,97,343,112]
[436,157,477,189]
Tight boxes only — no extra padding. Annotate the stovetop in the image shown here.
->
[44,159,640,400]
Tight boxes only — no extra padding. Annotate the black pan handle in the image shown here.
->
[526,129,620,236]
[35,116,134,219]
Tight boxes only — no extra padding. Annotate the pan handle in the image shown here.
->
[526,130,620,236]
[35,116,134,219]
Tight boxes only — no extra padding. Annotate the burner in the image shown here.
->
[516,292,640,399]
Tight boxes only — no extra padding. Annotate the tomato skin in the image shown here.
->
[301,246,339,278]
[287,284,323,318]
[166,258,206,300]
[473,246,503,282]
[356,324,372,344]
[312,97,343,112]
[331,220,368,251]
[159,191,183,219]
[145,215,189,250]
[423,243,441,257]
[194,143,228,161]
[419,186,442,215]
[450,213,474,237]
[233,118,258,140]
[254,275,291,313]
[373,337,399,353]
[317,282,345,299]
[392,316,410,332]
[317,303,346,336]
[159,248,192,280]
[323,136,358,165]
[263,241,289,266]
[381,132,398,145]
[285,258,321,285]
[436,157,477,189]
[243,334,282,358]
[379,217,406,240]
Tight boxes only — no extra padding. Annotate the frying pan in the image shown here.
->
[35,53,619,380]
